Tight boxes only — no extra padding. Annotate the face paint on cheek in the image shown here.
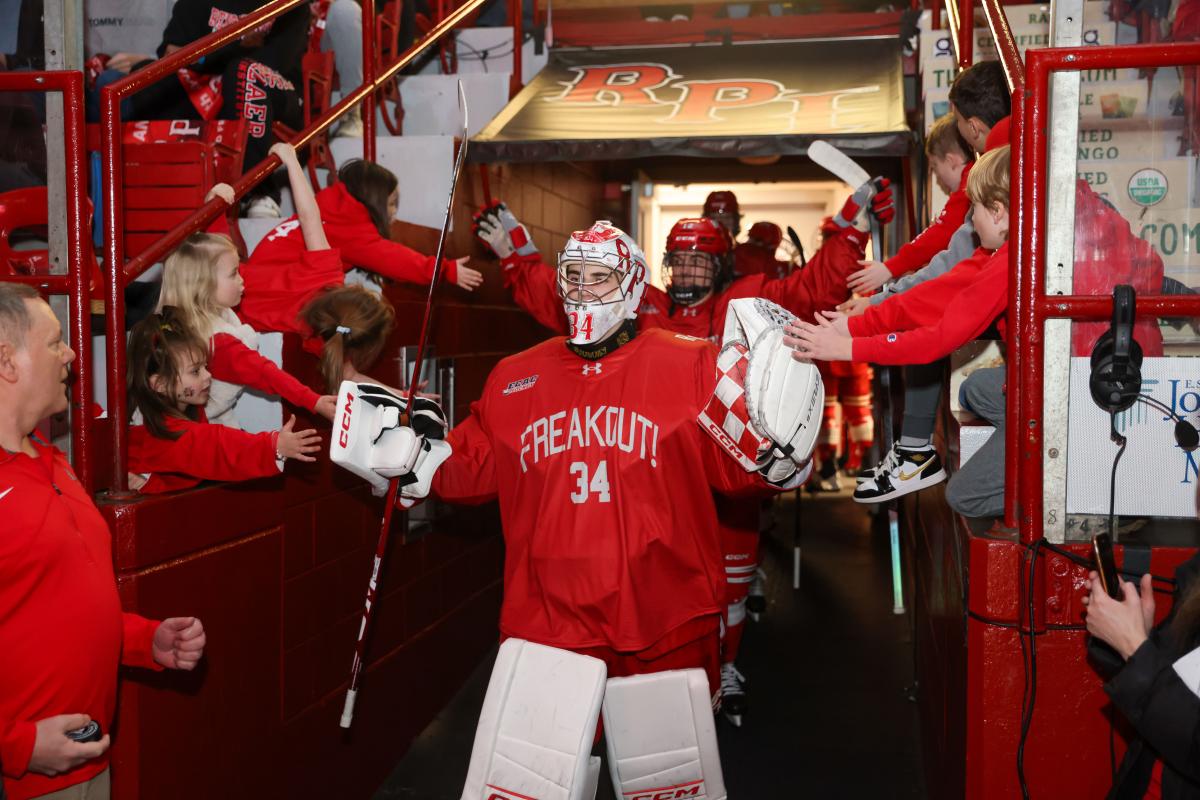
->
[182,386,195,399]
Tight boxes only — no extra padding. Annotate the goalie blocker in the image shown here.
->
[699,298,822,488]
[330,381,452,505]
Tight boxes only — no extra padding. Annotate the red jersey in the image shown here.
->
[885,161,974,277]
[432,330,778,652]
[732,242,790,280]
[851,245,995,338]
[0,439,161,800]
[237,181,458,334]
[851,243,1010,365]
[129,407,283,493]
[501,227,865,341]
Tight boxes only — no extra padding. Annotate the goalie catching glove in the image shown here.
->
[474,202,539,260]
[698,298,823,488]
[330,381,452,506]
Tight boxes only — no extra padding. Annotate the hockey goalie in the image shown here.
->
[332,218,824,799]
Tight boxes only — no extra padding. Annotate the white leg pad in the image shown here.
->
[461,639,607,800]
[601,670,727,800]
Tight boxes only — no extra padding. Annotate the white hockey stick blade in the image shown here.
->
[808,140,870,188]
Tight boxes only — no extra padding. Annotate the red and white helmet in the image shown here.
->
[702,190,742,237]
[663,217,732,305]
[746,221,783,252]
[556,221,648,345]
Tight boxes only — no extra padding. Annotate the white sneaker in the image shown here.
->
[852,445,946,504]
[245,195,282,219]
[335,106,363,138]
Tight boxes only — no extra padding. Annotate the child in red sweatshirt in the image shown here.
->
[126,309,321,493]
[789,146,1013,517]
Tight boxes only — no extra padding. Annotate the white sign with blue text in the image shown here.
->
[1067,356,1200,518]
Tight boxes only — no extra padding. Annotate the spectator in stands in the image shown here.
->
[95,0,309,217]
[787,146,1013,518]
[238,151,481,343]
[126,308,321,493]
[300,284,397,393]
[0,283,206,800]
[158,166,338,429]
[836,76,1000,506]
[1084,552,1200,797]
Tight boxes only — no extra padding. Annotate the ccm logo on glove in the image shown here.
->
[338,391,355,449]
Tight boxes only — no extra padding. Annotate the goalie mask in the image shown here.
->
[663,217,732,306]
[557,221,648,345]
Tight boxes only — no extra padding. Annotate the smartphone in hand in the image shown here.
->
[1092,533,1122,600]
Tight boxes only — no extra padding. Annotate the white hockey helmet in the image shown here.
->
[556,221,648,345]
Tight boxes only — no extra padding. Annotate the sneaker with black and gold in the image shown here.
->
[852,444,946,504]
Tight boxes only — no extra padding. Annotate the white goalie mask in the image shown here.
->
[556,221,648,345]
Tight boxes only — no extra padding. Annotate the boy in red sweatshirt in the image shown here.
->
[788,146,1014,517]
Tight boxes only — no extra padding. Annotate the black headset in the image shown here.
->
[1089,284,1198,449]
[1089,284,1143,414]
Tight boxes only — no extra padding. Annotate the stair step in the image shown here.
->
[452,26,549,85]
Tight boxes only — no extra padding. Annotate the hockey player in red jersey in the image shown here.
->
[425,221,818,709]
[474,178,892,343]
[734,221,792,280]
[703,189,743,240]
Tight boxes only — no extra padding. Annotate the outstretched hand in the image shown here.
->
[278,415,322,462]
[836,296,872,317]
[783,312,853,362]
[455,258,484,291]
[847,260,891,294]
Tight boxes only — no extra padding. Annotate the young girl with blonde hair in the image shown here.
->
[126,309,321,493]
[158,172,338,429]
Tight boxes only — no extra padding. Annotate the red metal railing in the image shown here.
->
[1011,40,1200,542]
[0,71,93,489]
[943,0,1024,86]
[98,0,492,492]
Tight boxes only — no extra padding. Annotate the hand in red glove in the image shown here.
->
[869,177,895,224]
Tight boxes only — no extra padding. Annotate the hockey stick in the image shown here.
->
[811,140,903,612]
[786,225,806,268]
[340,82,470,730]
[879,364,906,615]
[807,140,884,261]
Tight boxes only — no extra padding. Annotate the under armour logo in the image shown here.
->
[582,363,603,375]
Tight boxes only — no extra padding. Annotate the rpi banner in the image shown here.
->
[1067,356,1200,517]
[471,40,908,162]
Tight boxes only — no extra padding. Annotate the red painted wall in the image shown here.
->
[99,160,609,799]
[911,417,1198,799]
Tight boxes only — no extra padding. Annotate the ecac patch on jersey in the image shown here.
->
[674,334,704,342]
[502,375,539,395]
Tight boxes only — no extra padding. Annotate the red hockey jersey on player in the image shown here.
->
[432,330,779,652]
[237,182,458,334]
[500,227,865,341]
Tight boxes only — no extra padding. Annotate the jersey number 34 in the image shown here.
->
[569,460,611,504]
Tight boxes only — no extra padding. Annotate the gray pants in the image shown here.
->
[322,0,363,92]
[32,768,110,800]
[946,366,1006,519]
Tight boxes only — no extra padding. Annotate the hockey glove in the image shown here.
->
[833,176,893,231]
[330,381,453,500]
[474,203,538,259]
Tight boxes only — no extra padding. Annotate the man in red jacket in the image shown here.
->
[0,284,207,800]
